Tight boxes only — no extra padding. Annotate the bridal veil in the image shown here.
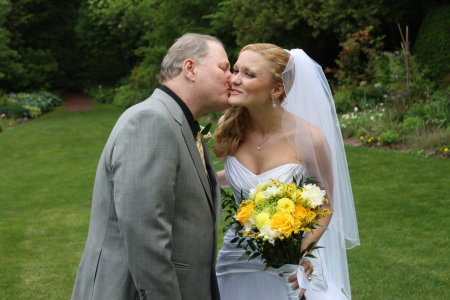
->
[281,49,360,299]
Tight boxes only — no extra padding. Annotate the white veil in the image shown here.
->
[281,49,360,298]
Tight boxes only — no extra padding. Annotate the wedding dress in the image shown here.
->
[216,156,348,300]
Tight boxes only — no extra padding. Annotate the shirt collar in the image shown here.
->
[159,85,199,137]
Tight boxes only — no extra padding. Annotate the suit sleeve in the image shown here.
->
[111,109,182,300]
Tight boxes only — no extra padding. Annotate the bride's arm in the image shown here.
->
[290,127,333,292]
[217,170,229,187]
[301,127,333,251]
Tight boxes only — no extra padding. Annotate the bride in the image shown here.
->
[214,44,360,299]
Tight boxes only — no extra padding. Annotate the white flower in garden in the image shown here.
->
[300,184,326,208]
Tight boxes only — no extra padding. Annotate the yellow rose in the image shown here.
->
[236,203,255,224]
[294,205,308,218]
[292,206,308,230]
[271,211,294,236]
[277,198,295,213]
[255,212,271,229]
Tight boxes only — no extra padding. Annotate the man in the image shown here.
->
[72,33,230,300]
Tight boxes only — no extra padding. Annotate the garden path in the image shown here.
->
[63,91,94,112]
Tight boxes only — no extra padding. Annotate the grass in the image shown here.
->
[345,147,449,299]
[0,104,449,299]
[0,104,124,299]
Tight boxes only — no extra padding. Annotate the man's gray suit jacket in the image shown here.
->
[71,88,221,300]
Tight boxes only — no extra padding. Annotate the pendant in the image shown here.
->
[257,146,261,150]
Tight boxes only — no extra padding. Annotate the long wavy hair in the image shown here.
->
[213,43,290,158]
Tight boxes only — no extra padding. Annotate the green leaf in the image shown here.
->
[230,237,239,243]
[200,122,212,135]
[249,252,261,260]
[248,241,256,251]
[237,238,246,247]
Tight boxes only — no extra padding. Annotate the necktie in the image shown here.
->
[196,132,207,171]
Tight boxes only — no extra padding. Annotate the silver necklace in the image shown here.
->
[256,132,275,150]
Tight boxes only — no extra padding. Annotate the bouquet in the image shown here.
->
[222,177,331,298]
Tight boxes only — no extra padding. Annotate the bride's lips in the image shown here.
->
[229,89,242,95]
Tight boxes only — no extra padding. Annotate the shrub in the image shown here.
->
[402,116,424,133]
[339,104,386,138]
[0,104,28,119]
[411,88,450,129]
[334,26,384,85]
[409,128,450,150]
[4,91,62,113]
[113,84,152,108]
[333,87,354,113]
[334,84,388,114]
[22,105,42,118]
[86,85,116,104]
[413,4,450,82]
[371,51,405,87]
[379,130,401,145]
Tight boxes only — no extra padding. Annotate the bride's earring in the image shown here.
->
[272,98,277,108]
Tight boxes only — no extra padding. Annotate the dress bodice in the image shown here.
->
[225,156,309,203]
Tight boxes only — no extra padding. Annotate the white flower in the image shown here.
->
[243,221,253,232]
[248,188,256,200]
[262,186,282,199]
[258,225,281,245]
[300,184,326,208]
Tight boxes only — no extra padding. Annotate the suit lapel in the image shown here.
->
[151,89,215,217]
[180,123,214,206]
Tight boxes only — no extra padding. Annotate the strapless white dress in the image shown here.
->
[216,156,348,300]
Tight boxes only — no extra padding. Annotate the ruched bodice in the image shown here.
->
[225,156,309,203]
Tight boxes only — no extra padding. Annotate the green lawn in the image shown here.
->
[0,104,448,299]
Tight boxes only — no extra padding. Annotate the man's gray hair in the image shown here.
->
[158,33,223,83]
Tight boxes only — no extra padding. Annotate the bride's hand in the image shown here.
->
[287,260,313,296]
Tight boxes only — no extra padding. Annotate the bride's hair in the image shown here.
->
[213,43,290,158]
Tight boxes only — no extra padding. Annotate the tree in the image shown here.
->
[1,0,81,91]
[0,0,23,91]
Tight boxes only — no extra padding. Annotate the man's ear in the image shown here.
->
[182,59,196,81]
[271,83,285,100]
